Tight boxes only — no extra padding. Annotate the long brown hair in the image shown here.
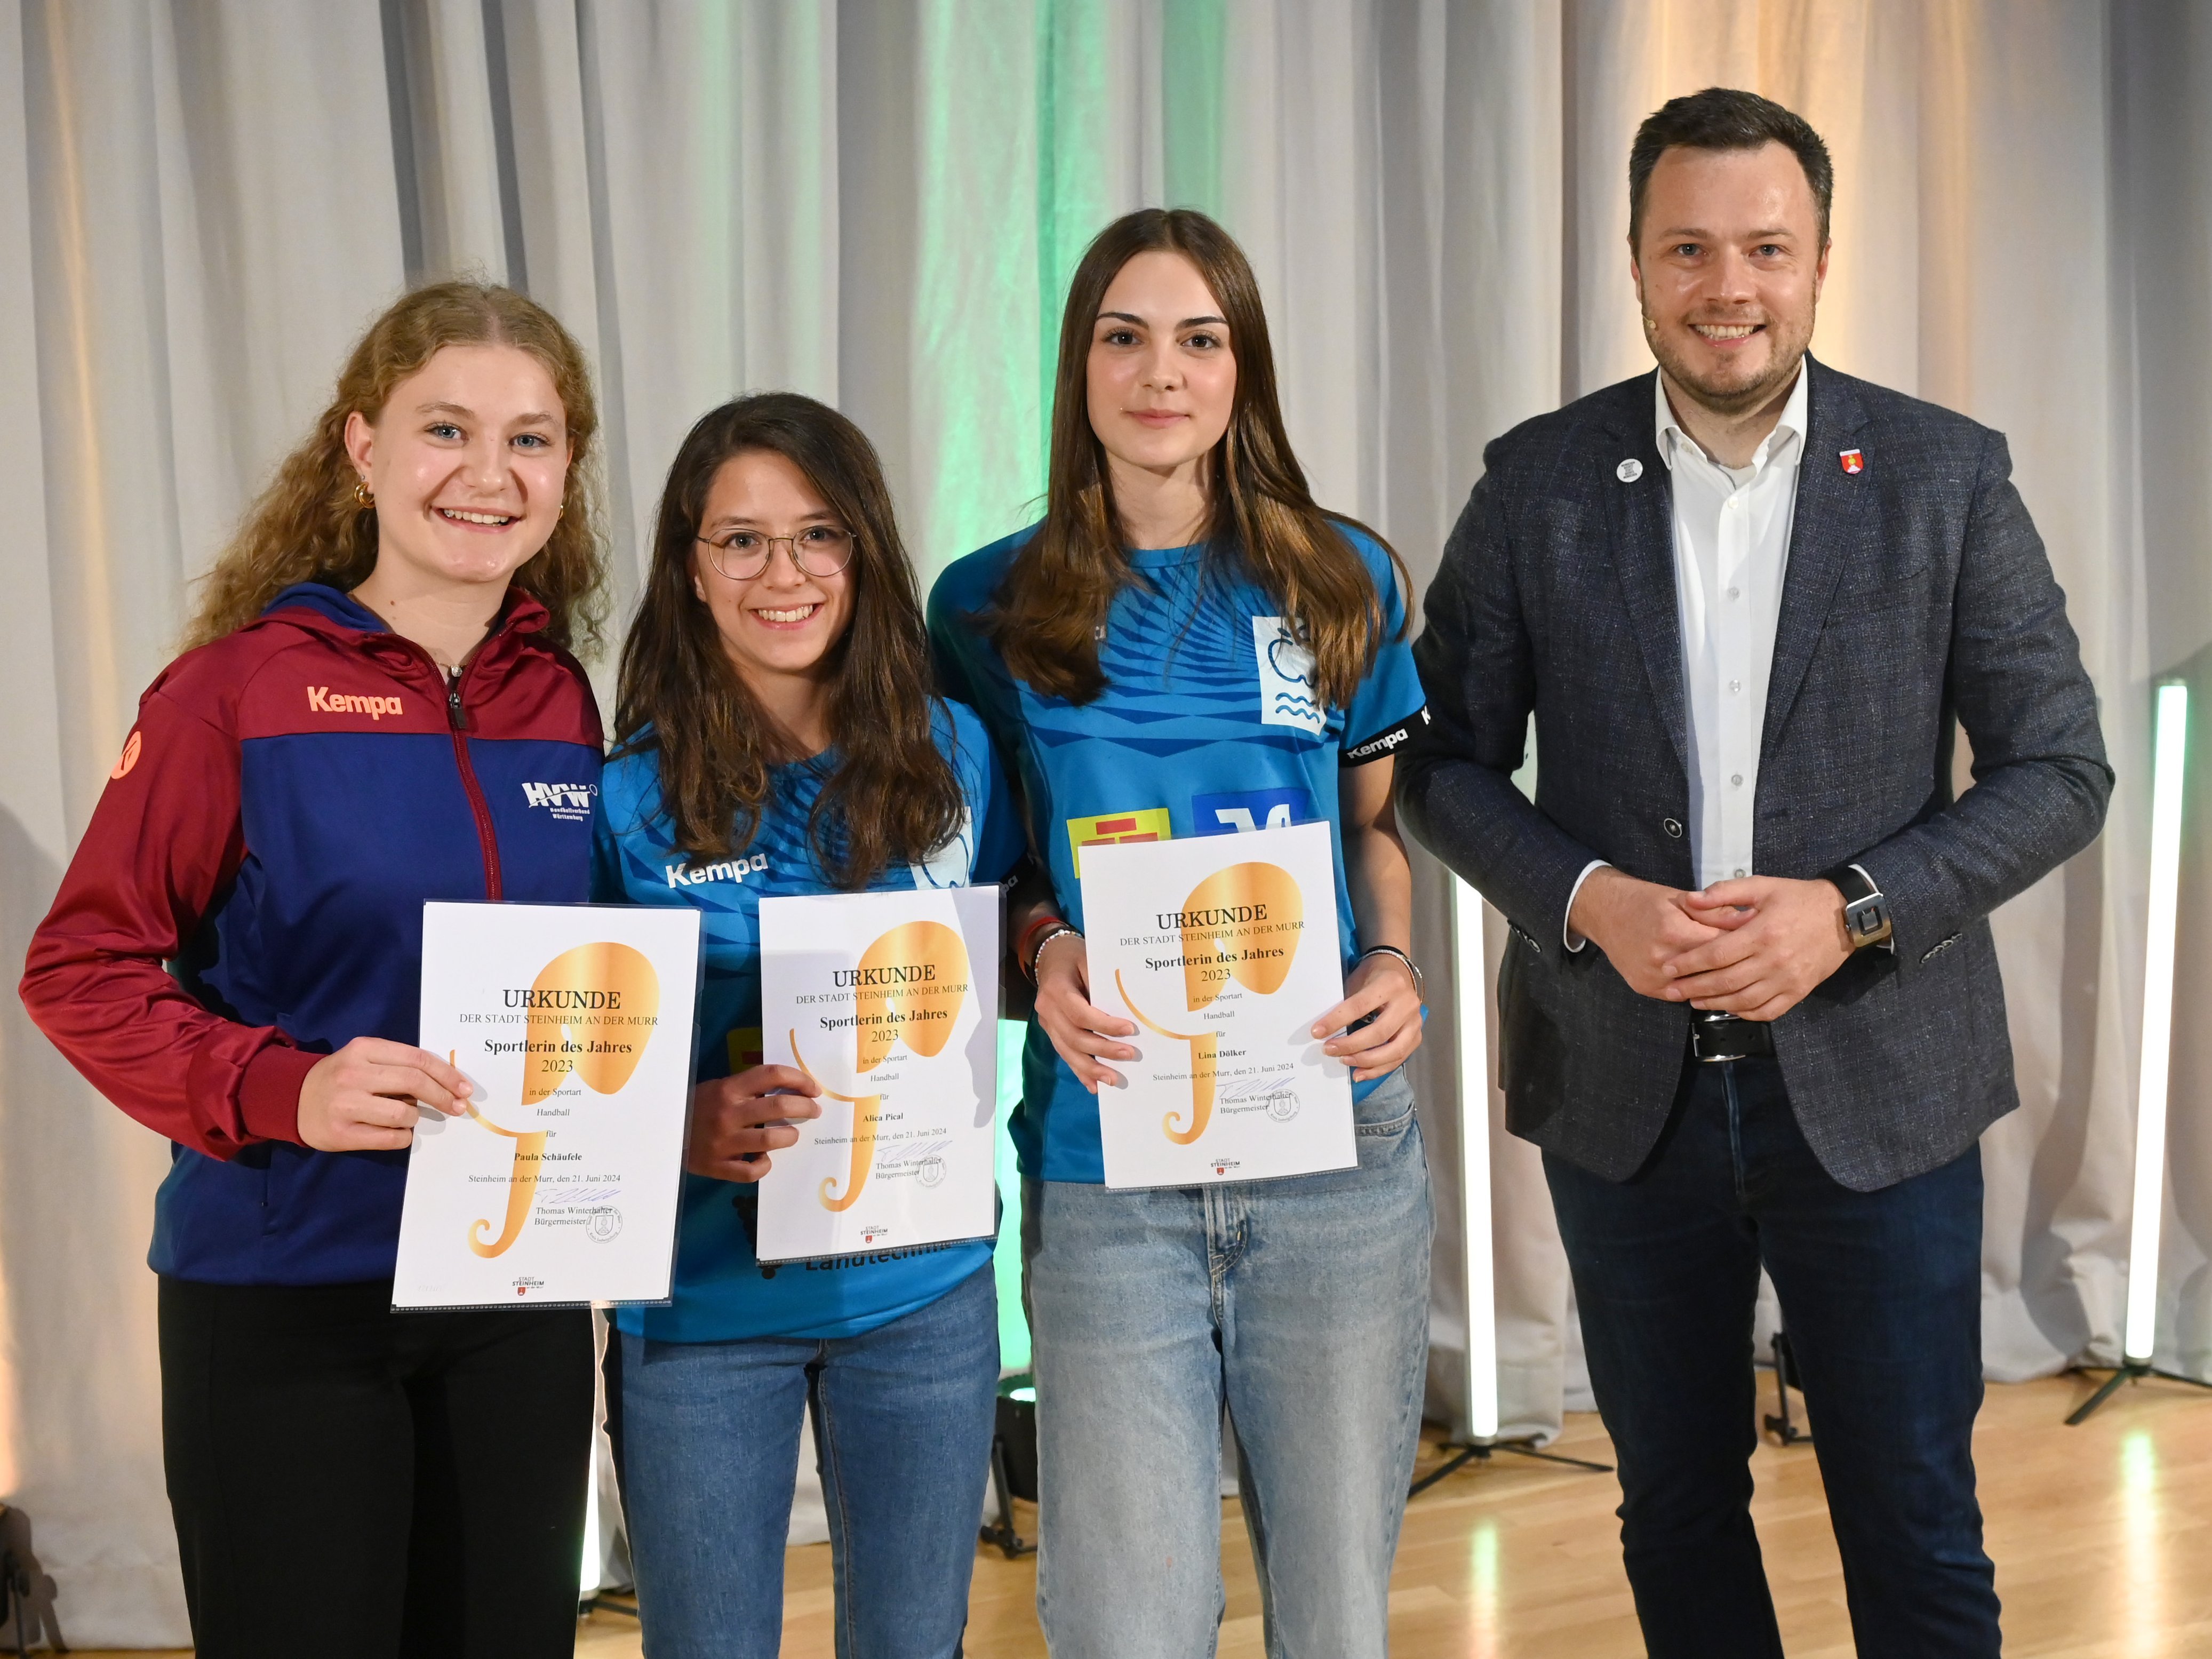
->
[611,394,965,887]
[183,280,608,655]
[987,208,1407,707]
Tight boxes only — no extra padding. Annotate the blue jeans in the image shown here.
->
[1022,1068,1432,1659]
[606,1262,999,1659]
[1545,1054,2000,1658]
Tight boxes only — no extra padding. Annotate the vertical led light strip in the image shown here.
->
[581,1441,601,1591]
[2124,682,2190,1362]
[1453,876,1499,1441]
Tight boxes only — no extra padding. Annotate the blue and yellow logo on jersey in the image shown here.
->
[1192,787,1315,836]
[726,1027,765,1073]
[1066,808,1172,876]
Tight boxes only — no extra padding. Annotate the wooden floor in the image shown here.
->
[87,1371,2212,1657]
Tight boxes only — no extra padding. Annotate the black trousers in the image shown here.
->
[1544,1055,2000,1658]
[157,1277,595,1659]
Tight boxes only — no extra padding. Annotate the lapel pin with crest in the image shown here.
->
[1839,448,1865,476]
[1616,458,1643,483]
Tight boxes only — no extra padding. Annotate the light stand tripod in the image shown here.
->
[1409,1437,1614,1500]
[1762,1329,1812,1447]
[2065,1361,2212,1426]
[978,1378,1038,1559]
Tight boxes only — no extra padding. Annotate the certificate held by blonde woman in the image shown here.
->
[1081,820,1355,1189]
[393,901,701,1310]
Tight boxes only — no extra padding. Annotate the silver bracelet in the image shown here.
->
[1357,944,1423,999]
[1026,923,1082,982]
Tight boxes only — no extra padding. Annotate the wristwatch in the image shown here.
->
[1821,863,1894,950]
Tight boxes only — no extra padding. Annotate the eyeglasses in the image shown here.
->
[695,524,856,581]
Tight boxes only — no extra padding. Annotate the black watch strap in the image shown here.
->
[1821,862,1893,949]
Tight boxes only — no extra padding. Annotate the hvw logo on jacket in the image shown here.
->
[522,781,595,822]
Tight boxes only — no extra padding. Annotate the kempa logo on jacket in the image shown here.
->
[521,781,596,821]
[307,685,403,720]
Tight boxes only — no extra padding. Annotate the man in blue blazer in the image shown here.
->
[1400,88,2111,1656]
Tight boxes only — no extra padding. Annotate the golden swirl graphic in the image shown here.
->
[1114,972,1220,1144]
[1115,862,1302,1146]
[792,919,971,1212]
[464,940,661,1258]
[789,1031,880,1214]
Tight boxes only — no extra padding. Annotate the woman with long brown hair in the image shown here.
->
[592,393,1021,1658]
[930,209,1432,1657]
[20,281,608,1658]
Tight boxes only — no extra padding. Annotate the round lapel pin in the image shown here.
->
[1616,458,1643,483]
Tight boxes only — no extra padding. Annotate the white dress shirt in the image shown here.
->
[1660,365,1807,890]
[1563,366,1808,943]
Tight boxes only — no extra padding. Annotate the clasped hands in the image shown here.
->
[1569,866,1854,1023]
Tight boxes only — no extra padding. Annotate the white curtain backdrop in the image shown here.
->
[2,1,2206,1644]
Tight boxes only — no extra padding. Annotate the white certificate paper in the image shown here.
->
[394,902,701,1309]
[755,886,1001,1262]
[1082,820,1354,1189]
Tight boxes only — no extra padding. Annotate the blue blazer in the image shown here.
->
[1399,360,2112,1191]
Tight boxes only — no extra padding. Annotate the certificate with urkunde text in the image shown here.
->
[393,902,702,1310]
[755,885,1001,1262]
[1081,820,1355,1189]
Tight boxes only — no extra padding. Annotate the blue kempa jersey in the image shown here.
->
[592,699,1023,1342]
[929,524,1427,1183]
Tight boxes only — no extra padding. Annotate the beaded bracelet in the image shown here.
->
[1023,923,1083,983]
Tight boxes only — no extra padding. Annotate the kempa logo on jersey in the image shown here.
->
[521,781,596,820]
[307,685,403,720]
[1343,707,1429,765]
[666,851,769,888]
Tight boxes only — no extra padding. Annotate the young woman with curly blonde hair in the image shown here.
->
[23,281,608,1659]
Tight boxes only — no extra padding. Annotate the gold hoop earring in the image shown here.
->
[557,500,566,519]
[353,480,374,509]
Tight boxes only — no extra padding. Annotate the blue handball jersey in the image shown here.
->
[592,699,1023,1342]
[929,524,1428,1184]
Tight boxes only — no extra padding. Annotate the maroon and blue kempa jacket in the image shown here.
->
[21,583,602,1285]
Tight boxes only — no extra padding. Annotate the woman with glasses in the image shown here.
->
[592,393,1021,1659]
[929,209,1431,1658]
